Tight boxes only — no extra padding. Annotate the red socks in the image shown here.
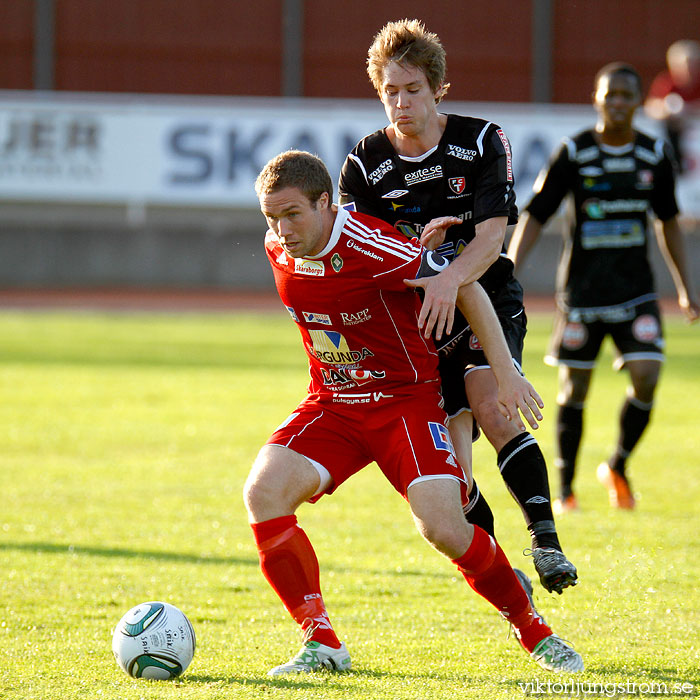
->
[251,515,340,649]
[252,518,549,653]
[452,525,552,652]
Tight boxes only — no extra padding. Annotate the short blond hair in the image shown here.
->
[367,19,450,103]
[255,150,332,205]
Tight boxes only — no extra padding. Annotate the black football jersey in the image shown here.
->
[526,128,679,309]
[338,114,522,304]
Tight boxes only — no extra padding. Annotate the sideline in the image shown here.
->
[0,289,684,315]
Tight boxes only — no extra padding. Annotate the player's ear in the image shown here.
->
[317,191,331,210]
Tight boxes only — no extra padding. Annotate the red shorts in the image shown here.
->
[266,386,468,500]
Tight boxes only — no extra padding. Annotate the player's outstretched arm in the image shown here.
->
[456,282,544,431]
[507,211,543,272]
[655,217,700,323]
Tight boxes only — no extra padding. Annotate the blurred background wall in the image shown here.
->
[1,0,699,296]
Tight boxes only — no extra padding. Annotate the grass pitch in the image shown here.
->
[0,309,698,699]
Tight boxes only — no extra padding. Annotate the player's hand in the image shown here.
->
[496,373,545,431]
[404,273,459,341]
[679,294,700,323]
[420,216,462,251]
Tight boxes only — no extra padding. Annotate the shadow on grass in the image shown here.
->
[0,540,257,567]
[0,540,454,580]
[185,666,475,687]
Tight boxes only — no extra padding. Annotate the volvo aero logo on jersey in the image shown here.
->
[294,258,325,276]
[447,144,477,161]
[382,189,409,198]
[448,177,466,195]
[405,165,443,186]
[302,311,332,325]
[341,309,372,325]
[369,159,395,184]
[307,329,374,365]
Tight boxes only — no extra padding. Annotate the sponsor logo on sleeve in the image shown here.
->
[496,129,513,182]
[285,306,299,322]
[294,258,325,276]
[302,311,332,325]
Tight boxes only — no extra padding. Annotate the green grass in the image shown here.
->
[0,309,698,699]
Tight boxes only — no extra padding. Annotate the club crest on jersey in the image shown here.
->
[637,169,654,189]
[294,258,325,276]
[303,311,332,325]
[449,177,466,195]
[307,329,374,365]
[331,253,344,272]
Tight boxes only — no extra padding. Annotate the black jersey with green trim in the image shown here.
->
[525,128,679,309]
[338,114,521,303]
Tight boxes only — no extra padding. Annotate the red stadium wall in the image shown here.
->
[0,2,34,89]
[0,0,699,101]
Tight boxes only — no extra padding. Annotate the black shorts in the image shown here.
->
[439,299,527,419]
[545,298,665,370]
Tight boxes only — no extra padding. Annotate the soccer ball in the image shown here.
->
[112,601,196,679]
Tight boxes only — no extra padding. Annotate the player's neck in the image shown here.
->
[594,123,635,148]
[387,114,447,158]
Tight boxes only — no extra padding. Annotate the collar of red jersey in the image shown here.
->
[296,205,348,260]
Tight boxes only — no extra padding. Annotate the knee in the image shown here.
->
[415,516,471,560]
[472,395,518,444]
[243,445,320,522]
[631,375,658,404]
[243,447,287,520]
[243,464,275,520]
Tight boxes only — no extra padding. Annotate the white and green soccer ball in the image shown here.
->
[112,601,196,679]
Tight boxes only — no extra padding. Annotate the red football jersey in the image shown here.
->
[265,207,441,402]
